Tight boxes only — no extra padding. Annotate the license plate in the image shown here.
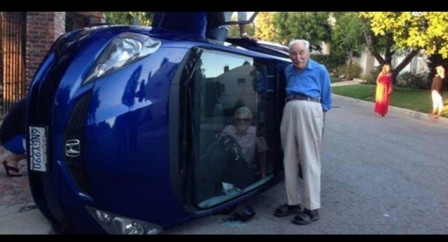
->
[29,126,48,172]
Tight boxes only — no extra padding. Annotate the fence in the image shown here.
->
[0,12,27,117]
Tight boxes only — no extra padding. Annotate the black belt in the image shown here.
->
[286,95,320,103]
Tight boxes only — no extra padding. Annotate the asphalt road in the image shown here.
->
[1,94,448,234]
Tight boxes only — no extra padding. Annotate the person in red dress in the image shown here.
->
[374,64,393,117]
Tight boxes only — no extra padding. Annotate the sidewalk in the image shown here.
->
[0,161,52,234]
[332,78,364,87]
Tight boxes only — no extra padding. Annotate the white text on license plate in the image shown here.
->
[29,126,48,172]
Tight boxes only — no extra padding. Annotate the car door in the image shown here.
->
[172,47,283,210]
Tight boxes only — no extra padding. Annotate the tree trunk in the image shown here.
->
[391,49,420,86]
[364,30,420,87]
[346,50,354,80]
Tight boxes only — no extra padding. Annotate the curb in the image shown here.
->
[333,94,448,128]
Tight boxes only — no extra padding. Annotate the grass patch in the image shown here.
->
[332,84,375,102]
[332,84,448,117]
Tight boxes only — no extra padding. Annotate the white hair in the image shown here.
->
[288,39,310,51]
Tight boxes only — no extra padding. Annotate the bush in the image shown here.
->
[397,71,430,89]
[312,54,346,73]
[346,63,362,79]
[362,68,380,85]
[334,63,363,80]
[361,73,374,84]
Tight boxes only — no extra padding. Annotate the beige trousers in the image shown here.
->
[280,100,324,210]
[431,90,443,115]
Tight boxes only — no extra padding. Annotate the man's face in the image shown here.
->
[234,114,251,132]
[289,42,310,70]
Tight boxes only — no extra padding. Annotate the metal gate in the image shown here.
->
[0,12,26,116]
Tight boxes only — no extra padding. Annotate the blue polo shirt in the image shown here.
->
[284,59,332,112]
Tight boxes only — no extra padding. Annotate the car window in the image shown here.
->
[191,49,276,208]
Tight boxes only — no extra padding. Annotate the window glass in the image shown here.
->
[192,49,276,208]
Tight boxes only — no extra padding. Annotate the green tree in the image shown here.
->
[360,12,448,85]
[331,12,364,66]
[130,12,153,26]
[272,12,332,47]
[105,12,133,24]
[105,12,153,26]
[254,12,278,42]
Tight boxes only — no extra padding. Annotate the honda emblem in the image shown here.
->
[65,139,80,157]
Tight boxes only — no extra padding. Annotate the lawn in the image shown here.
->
[332,84,448,117]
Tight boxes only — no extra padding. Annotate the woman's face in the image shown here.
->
[384,65,390,73]
[234,114,251,132]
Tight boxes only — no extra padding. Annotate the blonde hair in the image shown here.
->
[381,64,391,75]
[436,65,445,77]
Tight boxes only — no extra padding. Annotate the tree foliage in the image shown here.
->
[271,12,332,47]
[360,12,425,85]
[331,12,364,65]
[254,12,278,42]
[360,12,448,59]
[105,12,153,26]
[105,12,133,24]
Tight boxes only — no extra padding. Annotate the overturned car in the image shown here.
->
[26,12,291,234]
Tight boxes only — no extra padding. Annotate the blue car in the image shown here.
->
[26,12,291,234]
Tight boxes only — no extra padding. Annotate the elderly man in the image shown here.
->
[274,39,332,225]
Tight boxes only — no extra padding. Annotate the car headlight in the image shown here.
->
[86,206,163,235]
[83,32,161,84]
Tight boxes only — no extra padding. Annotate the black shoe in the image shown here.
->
[292,209,320,225]
[3,160,22,177]
[274,204,301,217]
[218,204,237,215]
[223,206,256,223]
